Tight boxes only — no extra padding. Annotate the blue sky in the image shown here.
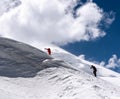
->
[61,0,120,70]
[0,0,120,72]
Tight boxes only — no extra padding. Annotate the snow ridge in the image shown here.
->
[0,37,120,99]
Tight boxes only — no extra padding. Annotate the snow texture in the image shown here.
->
[0,37,120,99]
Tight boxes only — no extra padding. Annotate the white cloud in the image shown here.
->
[78,54,85,60]
[82,54,120,69]
[99,61,105,66]
[0,0,114,45]
[105,54,120,69]
[95,54,120,69]
[102,11,115,28]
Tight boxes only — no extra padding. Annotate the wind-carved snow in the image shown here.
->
[47,45,120,86]
[0,37,120,99]
[0,37,52,77]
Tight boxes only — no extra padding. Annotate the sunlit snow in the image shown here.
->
[0,37,120,99]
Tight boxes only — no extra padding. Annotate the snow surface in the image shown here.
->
[34,42,120,82]
[0,37,120,99]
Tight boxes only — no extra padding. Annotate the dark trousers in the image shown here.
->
[93,71,97,77]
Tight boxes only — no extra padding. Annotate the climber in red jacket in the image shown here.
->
[45,48,51,55]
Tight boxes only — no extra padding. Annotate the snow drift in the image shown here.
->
[0,37,120,99]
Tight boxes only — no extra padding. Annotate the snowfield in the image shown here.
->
[0,37,120,99]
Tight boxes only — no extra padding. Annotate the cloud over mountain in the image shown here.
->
[0,0,114,45]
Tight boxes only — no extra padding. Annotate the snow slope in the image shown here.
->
[34,42,120,87]
[0,37,120,99]
[51,49,120,85]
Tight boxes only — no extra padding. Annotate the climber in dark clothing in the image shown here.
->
[90,65,97,77]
